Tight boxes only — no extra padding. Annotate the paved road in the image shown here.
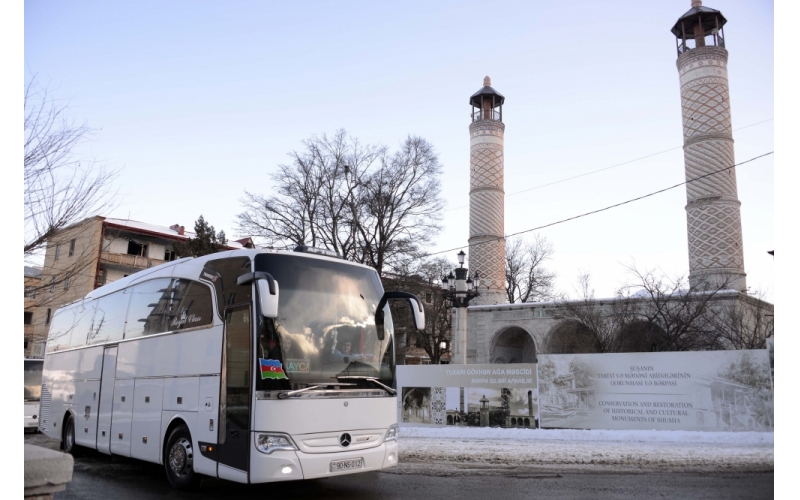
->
[25,432,773,499]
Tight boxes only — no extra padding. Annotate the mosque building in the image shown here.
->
[463,1,772,364]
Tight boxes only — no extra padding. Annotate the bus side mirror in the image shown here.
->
[375,292,426,341]
[238,271,279,318]
[257,279,279,318]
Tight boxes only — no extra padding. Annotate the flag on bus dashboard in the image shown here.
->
[260,358,288,380]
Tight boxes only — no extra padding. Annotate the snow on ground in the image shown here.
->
[390,427,773,476]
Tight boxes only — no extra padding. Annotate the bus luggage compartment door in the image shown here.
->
[130,378,164,463]
[110,379,134,457]
[73,380,101,448]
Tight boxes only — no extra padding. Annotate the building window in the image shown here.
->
[164,248,177,261]
[421,359,431,365]
[50,276,56,293]
[127,240,148,257]
[96,269,107,287]
[425,293,432,304]
[24,311,33,325]
[45,308,52,325]
[69,239,76,256]
[54,243,61,260]
[64,277,71,290]
[24,338,29,350]
[24,286,36,299]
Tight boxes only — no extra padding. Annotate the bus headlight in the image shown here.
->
[384,424,398,442]
[255,433,298,454]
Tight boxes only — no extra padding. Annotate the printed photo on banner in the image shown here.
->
[397,364,539,428]
[538,350,773,432]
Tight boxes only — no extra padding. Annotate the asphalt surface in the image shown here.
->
[25,431,774,499]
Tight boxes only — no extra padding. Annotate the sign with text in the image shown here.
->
[397,364,538,429]
[538,350,773,432]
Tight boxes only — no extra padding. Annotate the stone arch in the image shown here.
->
[511,417,517,426]
[489,326,537,364]
[524,418,530,427]
[447,415,454,425]
[543,320,601,354]
[616,320,668,352]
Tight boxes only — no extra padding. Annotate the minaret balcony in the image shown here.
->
[472,109,501,122]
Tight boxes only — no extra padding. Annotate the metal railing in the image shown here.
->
[472,109,501,122]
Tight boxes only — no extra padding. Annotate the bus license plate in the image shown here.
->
[330,458,364,472]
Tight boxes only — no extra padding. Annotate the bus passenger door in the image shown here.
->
[217,305,252,477]
[96,346,117,455]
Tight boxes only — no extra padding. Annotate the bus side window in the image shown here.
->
[124,278,173,338]
[87,290,131,345]
[169,279,214,330]
[47,300,96,352]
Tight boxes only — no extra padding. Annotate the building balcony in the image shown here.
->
[100,251,166,271]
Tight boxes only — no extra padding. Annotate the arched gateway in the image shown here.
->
[490,326,536,363]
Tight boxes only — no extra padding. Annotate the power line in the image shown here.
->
[426,151,774,258]
[443,117,774,213]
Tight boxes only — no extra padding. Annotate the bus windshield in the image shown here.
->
[254,253,394,393]
[24,360,43,401]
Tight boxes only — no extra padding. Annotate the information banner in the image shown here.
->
[396,364,538,428]
[538,350,773,432]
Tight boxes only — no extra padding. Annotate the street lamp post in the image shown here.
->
[441,250,480,364]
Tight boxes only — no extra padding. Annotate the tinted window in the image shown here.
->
[87,290,131,345]
[124,278,173,338]
[46,300,96,352]
[168,279,214,331]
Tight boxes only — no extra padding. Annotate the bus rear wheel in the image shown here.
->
[164,424,201,490]
[62,414,81,456]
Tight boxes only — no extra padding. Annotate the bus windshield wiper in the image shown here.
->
[335,376,397,395]
[277,383,358,399]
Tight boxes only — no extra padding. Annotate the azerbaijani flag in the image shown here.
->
[260,359,288,380]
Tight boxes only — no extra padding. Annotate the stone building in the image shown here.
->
[463,2,773,364]
[24,266,42,357]
[25,216,253,356]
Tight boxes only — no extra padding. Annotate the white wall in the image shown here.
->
[104,237,128,254]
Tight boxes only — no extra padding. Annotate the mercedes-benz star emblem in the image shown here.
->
[340,433,352,447]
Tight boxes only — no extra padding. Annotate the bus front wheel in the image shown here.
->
[164,424,201,490]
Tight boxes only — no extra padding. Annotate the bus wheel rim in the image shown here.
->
[169,438,193,476]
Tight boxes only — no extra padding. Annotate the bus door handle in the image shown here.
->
[230,430,239,438]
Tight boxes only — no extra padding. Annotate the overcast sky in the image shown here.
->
[21,0,775,301]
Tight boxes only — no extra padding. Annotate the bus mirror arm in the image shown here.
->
[237,271,276,295]
[238,272,279,318]
[375,292,425,341]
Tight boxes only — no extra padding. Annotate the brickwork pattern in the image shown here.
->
[469,120,506,305]
[677,46,746,290]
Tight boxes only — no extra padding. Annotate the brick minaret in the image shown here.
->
[468,77,507,305]
[672,1,746,291]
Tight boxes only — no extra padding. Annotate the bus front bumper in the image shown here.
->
[249,439,398,483]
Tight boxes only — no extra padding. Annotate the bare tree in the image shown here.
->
[505,234,556,303]
[237,130,444,275]
[551,273,637,353]
[551,265,741,354]
[712,291,774,350]
[619,264,732,352]
[24,77,119,262]
[383,257,454,364]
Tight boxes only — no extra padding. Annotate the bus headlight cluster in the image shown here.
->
[255,433,297,454]
[384,424,398,442]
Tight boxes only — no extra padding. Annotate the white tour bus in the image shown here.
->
[39,247,424,489]
[25,358,44,431]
